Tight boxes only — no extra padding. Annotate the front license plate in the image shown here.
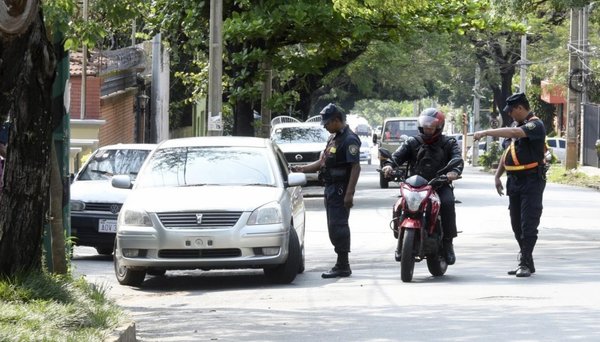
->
[98,219,117,233]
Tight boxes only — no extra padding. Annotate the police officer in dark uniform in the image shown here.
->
[474,93,546,277]
[381,108,463,265]
[292,103,361,278]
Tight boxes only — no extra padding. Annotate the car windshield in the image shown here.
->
[382,120,418,141]
[271,126,329,144]
[136,146,276,188]
[77,148,150,181]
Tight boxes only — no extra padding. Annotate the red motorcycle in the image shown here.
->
[379,148,462,282]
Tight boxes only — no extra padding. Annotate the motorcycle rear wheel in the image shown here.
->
[426,255,448,277]
[400,229,416,282]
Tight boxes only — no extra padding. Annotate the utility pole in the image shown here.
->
[80,0,88,120]
[472,65,481,166]
[207,0,223,136]
[566,8,582,169]
[519,31,528,93]
[260,61,272,138]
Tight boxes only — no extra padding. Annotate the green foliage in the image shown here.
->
[478,141,504,169]
[43,0,147,51]
[0,272,124,341]
[547,165,600,189]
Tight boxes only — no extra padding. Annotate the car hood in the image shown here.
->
[277,142,325,153]
[70,180,131,203]
[125,186,286,212]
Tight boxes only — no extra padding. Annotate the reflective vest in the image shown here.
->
[502,116,545,172]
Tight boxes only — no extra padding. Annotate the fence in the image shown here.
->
[583,104,600,167]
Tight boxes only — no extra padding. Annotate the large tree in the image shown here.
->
[0,1,58,275]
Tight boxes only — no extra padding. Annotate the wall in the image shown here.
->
[98,89,137,146]
[69,76,103,120]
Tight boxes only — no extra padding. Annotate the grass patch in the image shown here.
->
[546,165,600,189]
[0,272,125,342]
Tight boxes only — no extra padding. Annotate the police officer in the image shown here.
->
[381,108,463,265]
[292,103,361,278]
[474,92,546,277]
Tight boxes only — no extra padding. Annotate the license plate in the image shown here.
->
[98,219,117,233]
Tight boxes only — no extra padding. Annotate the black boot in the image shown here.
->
[515,254,534,278]
[508,253,536,275]
[321,264,352,278]
[443,239,456,265]
[322,253,351,278]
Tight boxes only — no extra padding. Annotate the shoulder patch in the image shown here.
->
[348,144,359,156]
[525,122,536,130]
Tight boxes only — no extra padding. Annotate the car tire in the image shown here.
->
[298,243,305,274]
[95,247,113,256]
[264,228,301,284]
[114,241,146,287]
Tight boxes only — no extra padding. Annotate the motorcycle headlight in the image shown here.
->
[403,189,428,212]
[247,202,282,225]
[120,208,152,227]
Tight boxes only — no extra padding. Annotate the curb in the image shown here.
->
[105,320,137,342]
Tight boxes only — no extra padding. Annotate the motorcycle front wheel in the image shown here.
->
[400,229,416,282]
[426,255,448,277]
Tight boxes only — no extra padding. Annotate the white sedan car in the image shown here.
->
[111,137,307,286]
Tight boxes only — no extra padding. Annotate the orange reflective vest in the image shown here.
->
[501,116,545,172]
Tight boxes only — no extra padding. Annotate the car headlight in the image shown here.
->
[120,208,153,226]
[247,202,282,225]
[70,200,85,211]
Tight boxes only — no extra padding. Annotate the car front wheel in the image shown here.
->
[264,228,301,284]
[114,241,146,287]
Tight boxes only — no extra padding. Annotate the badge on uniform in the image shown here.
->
[525,122,536,130]
[348,144,359,155]
[329,147,337,154]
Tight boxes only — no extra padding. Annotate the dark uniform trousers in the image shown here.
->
[324,182,351,254]
[507,172,546,261]
[438,185,458,240]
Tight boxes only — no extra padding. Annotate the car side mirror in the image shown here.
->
[372,133,378,145]
[112,175,133,189]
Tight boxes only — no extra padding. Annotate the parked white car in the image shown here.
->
[112,137,307,286]
[546,137,566,164]
[359,136,373,164]
[70,144,156,255]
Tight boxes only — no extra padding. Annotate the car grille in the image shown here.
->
[157,211,243,228]
[158,249,241,258]
[84,203,122,214]
[284,151,321,163]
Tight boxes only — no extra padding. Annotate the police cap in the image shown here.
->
[320,103,344,126]
[503,92,529,113]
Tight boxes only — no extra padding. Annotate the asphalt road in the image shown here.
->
[73,161,600,342]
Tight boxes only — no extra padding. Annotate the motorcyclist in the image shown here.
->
[381,108,464,264]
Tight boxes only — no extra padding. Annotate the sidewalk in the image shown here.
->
[579,165,600,177]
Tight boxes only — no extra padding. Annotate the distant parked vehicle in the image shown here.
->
[70,144,156,255]
[546,137,566,164]
[270,116,330,182]
[373,117,419,188]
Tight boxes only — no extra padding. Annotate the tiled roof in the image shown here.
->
[70,52,99,77]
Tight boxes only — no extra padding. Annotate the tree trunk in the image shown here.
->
[233,99,254,136]
[0,7,57,276]
[50,143,67,274]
